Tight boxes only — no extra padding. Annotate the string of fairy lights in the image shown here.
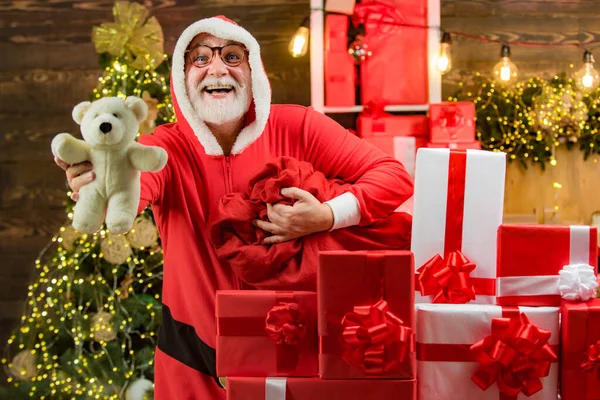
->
[288,10,600,92]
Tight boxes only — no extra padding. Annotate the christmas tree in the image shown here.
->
[1,2,174,399]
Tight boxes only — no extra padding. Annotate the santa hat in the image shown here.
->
[171,16,271,155]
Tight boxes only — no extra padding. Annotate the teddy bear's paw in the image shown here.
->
[106,217,134,235]
[72,219,101,234]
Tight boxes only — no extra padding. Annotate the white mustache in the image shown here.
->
[198,77,242,91]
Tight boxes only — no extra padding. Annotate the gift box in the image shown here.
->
[360,0,428,105]
[318,250,415,379]
[496,225,598,307]
[417,304,559,400]
[429,102,476,143]
[426,141,481,150]
[561,299,600,400]
[364,136,428,178]
[411,148,506,304]
[216,290,318,377]
[357,113,429,138]
[227,377,416,399]
[325,52,355,107]
[325,14,349,52]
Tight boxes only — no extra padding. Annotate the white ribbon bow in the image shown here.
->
[558,263,599,301]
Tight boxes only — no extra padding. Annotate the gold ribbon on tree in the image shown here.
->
[92,1,164,70]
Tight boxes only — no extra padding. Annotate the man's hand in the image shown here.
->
[54,157,95,201]
[252,187,334,245]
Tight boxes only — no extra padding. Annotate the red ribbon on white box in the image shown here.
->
[412,149,506,304]
[266,377,286,400]
[496,226,592,298]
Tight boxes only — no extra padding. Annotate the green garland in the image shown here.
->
[454,73,600,169]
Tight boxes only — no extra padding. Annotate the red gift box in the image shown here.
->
[561,299,600,400]
[426,141,481,150]
[216,290,318,377]
[429,102,476,143]
[226,377,416,400]
[363,136,427,178]
[497,225,598,306]
[325,14,348,52]
[325,14,355,107]
[325,52,355,107]
[318,250,415,379]
[357,114,429,138]
[359,0,428,105]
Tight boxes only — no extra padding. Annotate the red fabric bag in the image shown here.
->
[209,157,412,291]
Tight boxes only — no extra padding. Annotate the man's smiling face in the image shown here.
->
[185,33,253,125]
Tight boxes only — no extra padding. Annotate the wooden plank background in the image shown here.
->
[2,0,600,385]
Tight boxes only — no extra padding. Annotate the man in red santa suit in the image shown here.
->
[55,16,413,399]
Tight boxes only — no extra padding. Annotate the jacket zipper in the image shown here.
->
[224,156,232,193]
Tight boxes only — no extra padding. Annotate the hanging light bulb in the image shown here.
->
[492,44,519,85]
[574,50,600,91]
[348,24,372,64]
[288,17,310,58]
[436,32,452,74]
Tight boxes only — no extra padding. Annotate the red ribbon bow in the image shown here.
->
[417,250,476,303]
[265,302,307,345]
[340,299,412,375]
[362,100,388,118]
[470,313,558,398]
[437,105,465,128]
[581,340,600,373]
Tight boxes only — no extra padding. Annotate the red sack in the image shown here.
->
[209,157,412,291]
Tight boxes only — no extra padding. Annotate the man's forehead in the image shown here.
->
[188,33,242,48]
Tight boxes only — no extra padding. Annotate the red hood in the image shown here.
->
[170,16,272,156]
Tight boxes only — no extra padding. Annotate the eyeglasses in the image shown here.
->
[185,44,247,68]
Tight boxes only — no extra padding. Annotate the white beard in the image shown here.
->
[188,76,251,125]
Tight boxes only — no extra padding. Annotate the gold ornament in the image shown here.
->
[139,91,159,134]
[92,1,164,70]
[60,225,81,251]
[101,232,132,265]
[9,350,37,381]
[126,215,158,249]
[91,311,117,342]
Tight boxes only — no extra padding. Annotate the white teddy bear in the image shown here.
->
[51,96,168,234]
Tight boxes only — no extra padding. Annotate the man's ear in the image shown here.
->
[125,96,148,123]
[72,101,91,125]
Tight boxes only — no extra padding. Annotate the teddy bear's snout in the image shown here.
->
[99,122,112,134]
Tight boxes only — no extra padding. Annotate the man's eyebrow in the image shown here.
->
[188,40,242,50]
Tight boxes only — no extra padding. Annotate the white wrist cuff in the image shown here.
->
[325,192,362,231]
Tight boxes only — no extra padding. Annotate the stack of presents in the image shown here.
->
[216,146,600,399]
[325,13,479,181]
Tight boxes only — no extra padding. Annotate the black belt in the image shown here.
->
[157,304,222,387]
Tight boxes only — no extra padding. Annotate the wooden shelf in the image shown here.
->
[323,105,429,113]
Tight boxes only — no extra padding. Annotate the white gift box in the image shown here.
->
[416,304,559,400]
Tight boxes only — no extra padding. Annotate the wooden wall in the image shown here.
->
[1,0,599,384]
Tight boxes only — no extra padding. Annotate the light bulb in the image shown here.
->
[575,51,600,91]
[493,44,518,85]
[436,32,452,74]
[289,17,310,58]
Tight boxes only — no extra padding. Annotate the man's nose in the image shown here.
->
[206,56,229,77]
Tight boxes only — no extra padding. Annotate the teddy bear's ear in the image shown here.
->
[125,96,148,123]
[72,101,91,125]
